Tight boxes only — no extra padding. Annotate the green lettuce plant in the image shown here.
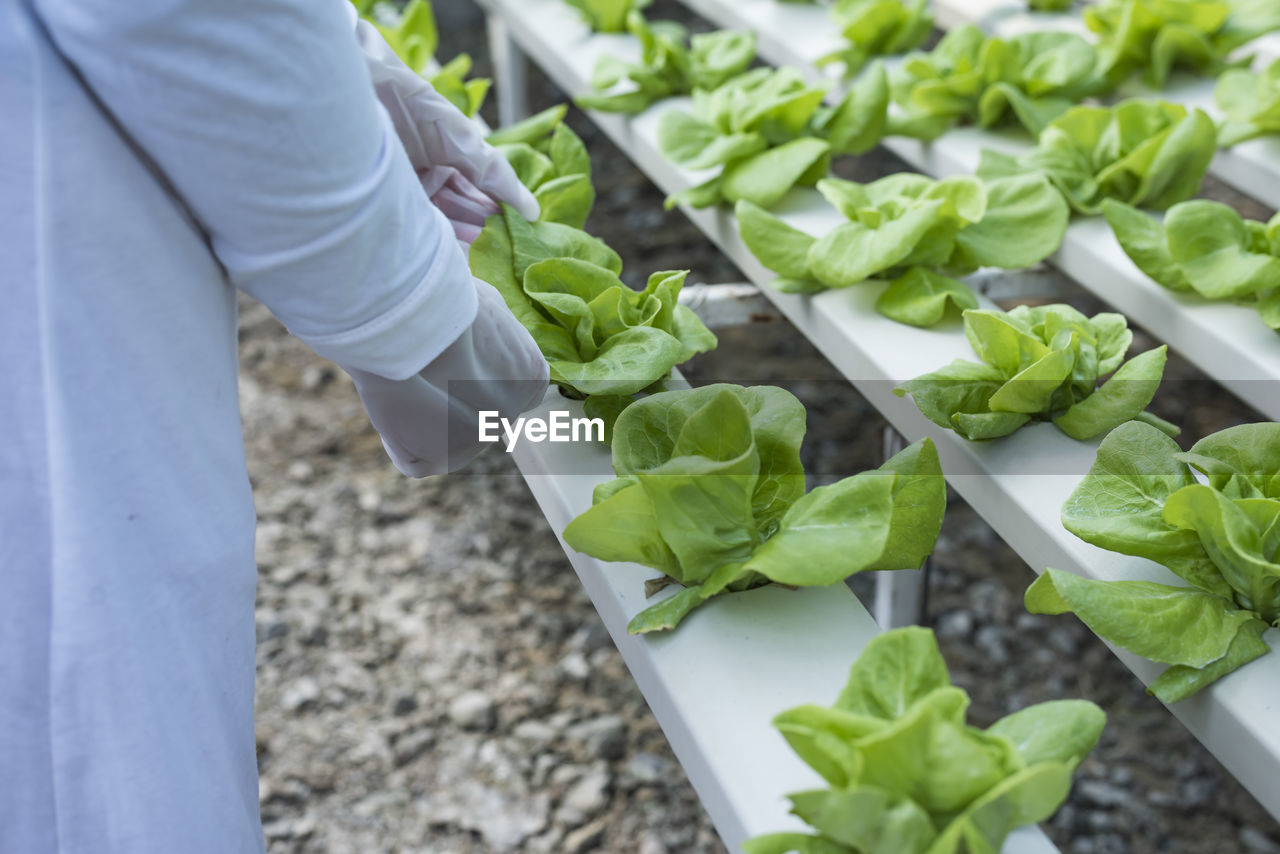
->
[1103,199,1280,331]
[562,385,945,632]
[486,105,597,229]
[977,99,1217,215]
[1027,420,1280,703]
[735,172,1068,327]
[470,206,716,405]
[575,13,757,115]
[352,0,490,117]
[1084,0,1280,88]
[821,0,935,76]
[890,25,1105,139]
[366,0,438,74]
[658,65,889,210]
[428,53,492,119]
[745,627,1106,854]
[564,0,652,33]
[1031,0,1074,10]
[896,304,1175,440]
[1216,56,1280,146]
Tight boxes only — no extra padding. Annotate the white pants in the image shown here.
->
[2,0,472,849]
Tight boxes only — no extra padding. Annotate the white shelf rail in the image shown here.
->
[474,0,1280,825]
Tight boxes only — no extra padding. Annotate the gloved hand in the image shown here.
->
[420,165,501,245]
[343,278,551,477]
[350,10,540,226]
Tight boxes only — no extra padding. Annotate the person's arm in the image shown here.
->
[36,0,477,379]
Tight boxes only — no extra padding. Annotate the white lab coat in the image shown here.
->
[0,0,477,850]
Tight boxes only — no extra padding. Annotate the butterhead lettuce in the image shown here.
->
[890,25,1105,139]
[562,385,945,632]
[1216,56,1280,146]
[1085,0,1280,88]
[821,0,934,76]
[745,627,1105,854]
[1104,198,1280,332]
[487,105,597,229]
[470,206,716,404]
[563,0,652,33]
[1027,421,1280,702]
[659,64,890,210]
[978,99,1217,215]
[896,304,1175,440]
[576,14,756,115]
[736,172,1068,326]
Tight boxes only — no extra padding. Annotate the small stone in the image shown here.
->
[622,752,668,787]
[286,460,313,482]
[1070,838,1097,854]
[565,715,627,761]
[513,719,559,751]
[936,610,974,640]
[559,766,611,826]
[281,676,320,712]
[1048,627,1079,656]
[392,694,418,716]
[531,753,560,787]
[559,653,591,681]
[1179,775,1217,808]
[638,832,668,854]
[563,818,608,854]
[525,827,565,854]
[300,364,331,391]
[392,728,435,767]
[974,625,1009,665]
[549,763,584,787]
[449,690,497,732]
[1077,780,1128,809]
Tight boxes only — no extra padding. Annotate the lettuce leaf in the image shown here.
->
[978,99,1216,215]
[470,206,715,402]
[820,0,934,77]
[891,25,1105,139]
[1216,56,1280,146]
[562,385,945,632]
[896,305,1171,440]
[489,106,597,229]
[576,14,756,115]
[1031,420,1280,702]
[735,172,1067,326]
[747,628,1104,854]
[657,65,889,209]
[563,0,652,33]
[1085,0,1280,88]
[1105,198,1280,331]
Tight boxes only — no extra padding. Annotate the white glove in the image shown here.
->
[344,278,551,477]
[420,165,501,245]
[351,13,541,224]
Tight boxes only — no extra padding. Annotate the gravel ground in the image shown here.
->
[243,3,1280,853]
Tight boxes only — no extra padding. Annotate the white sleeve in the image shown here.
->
[35,0,476,380]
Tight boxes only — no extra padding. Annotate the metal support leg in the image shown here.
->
[487,14,530,128]
[872,427,931,629]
